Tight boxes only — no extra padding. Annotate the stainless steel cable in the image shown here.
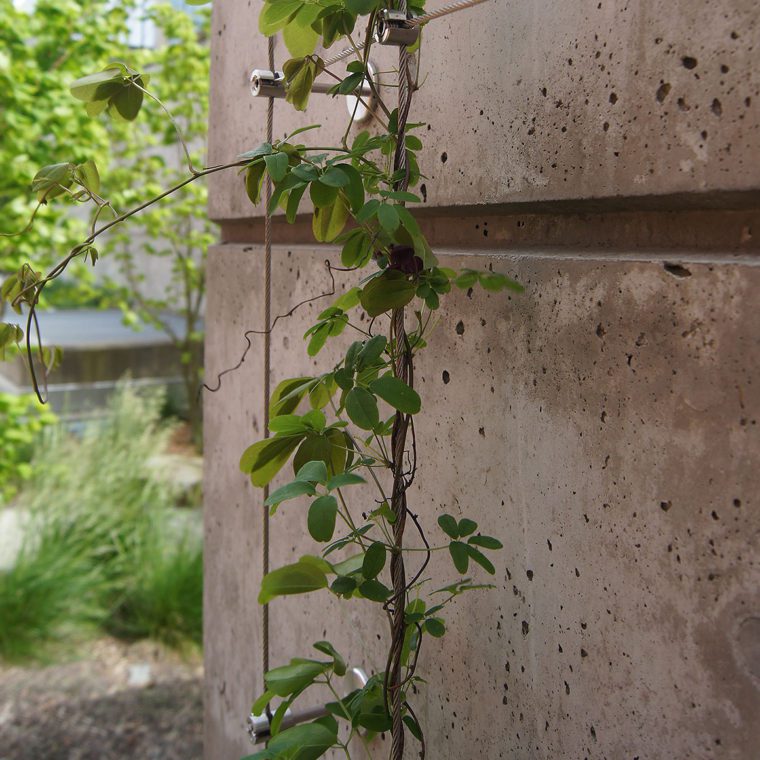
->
[262,31,274,689]
[321,0,491,67]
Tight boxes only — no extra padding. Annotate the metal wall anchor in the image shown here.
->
[247,666,368,745]
[374,9,421,47]
[250,63,378,123]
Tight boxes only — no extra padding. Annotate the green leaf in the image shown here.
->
[240,435,305,487]
[270,376,312,417]
[334,164,364,212]
[293,429,347,477]
[296,460,329,484]
[111,84,143,121]
[244,722,338,760]
[312,196,349,242]
[251,689,275,717]
[265,151,290,183]
[32,163,75,202]
[264,479,316,507]
[359,270,416,318]
[357,335,387,369]
[309,375,336,410]
[330,575,357,595]
[246,161,266,206]
[259,0,302,35]
[448,541,470,573]
[437,514,459,539]
[464,544,496,574]
[468,535,504,550]
[331,553,365,576]
[319,166,350,188]
[75,160,100,195]
[355,198,379,224]
[258,560,329,604]
[345,0,379,13]
[283,4,321,57]
[424,617,446,637]
[69,67,122,102]
[240,142,274,160]
[310,180,339,208]
[313,641,347,677]
[341,230,372,268]
[403,714,423,742]
[345,387,379,430]
[286,183,308,223]
[458,518,478,537]
[479,271,524,293]
[308,495,339,542]
[377,203,400,234]
[369,375,421,414]
[283,56,323,111]
[362,542,386,579]
[265,659,328,697]
[326,472,366,490]
[359,579,391,602]
[269,414,310,436]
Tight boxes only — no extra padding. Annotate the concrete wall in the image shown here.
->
[204,1,760,758]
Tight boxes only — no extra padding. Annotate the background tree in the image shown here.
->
[0,0,211,445]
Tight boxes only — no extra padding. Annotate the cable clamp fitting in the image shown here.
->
[250,64,378,123]
[374,9,421,47]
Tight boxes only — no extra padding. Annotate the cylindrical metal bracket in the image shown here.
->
[374,9,421,47]
[247,667,369,745]
[250,65,378,122]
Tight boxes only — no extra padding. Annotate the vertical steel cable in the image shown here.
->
[389,3,414,757]
[262,33,275,684]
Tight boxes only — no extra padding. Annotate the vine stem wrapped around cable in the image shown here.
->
[389,3,414,757]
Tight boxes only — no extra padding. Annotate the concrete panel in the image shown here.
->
[203,244,267,760]
[203,242,760,758]
[208,0,760,222]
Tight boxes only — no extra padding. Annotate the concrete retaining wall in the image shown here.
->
[204,1,760,757]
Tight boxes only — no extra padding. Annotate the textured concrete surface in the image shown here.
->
[208,0,760,222]
[205,1,760,757]
[204,243,760,758]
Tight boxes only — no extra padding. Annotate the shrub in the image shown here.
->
[0,385,202,662]
[0,392,57,502]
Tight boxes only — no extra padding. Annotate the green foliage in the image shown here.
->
[0,386,202,662]
[0,392,57,502]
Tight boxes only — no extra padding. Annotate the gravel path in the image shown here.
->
[0,638,203,760]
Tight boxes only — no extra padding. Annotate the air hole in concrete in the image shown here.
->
[656,82,671,103]
[661,500,672,512]
[419,183,427,202]
[596,323,606,338]
[440,152,448,163]
[711,98,723,116]
[682,56,698,69]
[609,92,618,104]
[580,648,588,658]
[720,64,729,73]
[522,621,529,636]
[455,320,465,335]
[442,370,450,384]
[526,570,534,581]
[663,262,692,278]
[734,498,742,507]
[711,510,719,520]
[736,618,760,678]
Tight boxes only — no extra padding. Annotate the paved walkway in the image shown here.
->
[0,639,203,760]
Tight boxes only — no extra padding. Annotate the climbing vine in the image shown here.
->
[0,0,519,757]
